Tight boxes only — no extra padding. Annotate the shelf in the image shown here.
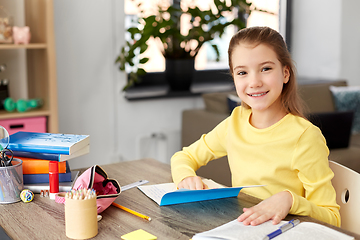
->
[0,43,47,49]
[0,109,51,120]
[0,0,59,133]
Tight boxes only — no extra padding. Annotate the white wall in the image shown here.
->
[53,0,204,169]
[291,0,360,86]
[54,0,360,169]
[339,1,360,87]
[291,0,342,80]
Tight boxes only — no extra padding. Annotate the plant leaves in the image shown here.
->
[136,68,146,75]
[211,44,220,61]
[117,0,254,91]
[140,44,148,54]
[139,58,149,64]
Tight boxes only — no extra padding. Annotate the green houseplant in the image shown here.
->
[116,0,253,91]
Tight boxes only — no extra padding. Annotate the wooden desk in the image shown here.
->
[0,158,359,239]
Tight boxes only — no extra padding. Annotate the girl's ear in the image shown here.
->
[283,66,290,84]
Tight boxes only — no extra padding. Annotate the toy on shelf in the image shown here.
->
[0,64,9,110]
[12,26,31,44]
[3,97,43,112]
[0,6,13,44]
[0,78,9,110]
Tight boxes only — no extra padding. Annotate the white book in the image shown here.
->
[193,219,354,240]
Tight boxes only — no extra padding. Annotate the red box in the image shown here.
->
[0,116,47,135]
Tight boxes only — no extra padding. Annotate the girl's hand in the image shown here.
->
[177,176,209,190]
[237,191,293,226]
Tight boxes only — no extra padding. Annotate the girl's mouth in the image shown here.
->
[248,91,269,97]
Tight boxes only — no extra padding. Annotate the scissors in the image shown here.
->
[0,125,13,167]
[0,148,13,167]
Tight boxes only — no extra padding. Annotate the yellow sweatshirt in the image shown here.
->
[171,106,340,227]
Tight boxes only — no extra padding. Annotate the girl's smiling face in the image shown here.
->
[231,43,290,115]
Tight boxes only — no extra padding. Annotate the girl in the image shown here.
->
[170,26,340,227]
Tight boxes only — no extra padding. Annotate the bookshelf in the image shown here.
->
[0,0,58,133]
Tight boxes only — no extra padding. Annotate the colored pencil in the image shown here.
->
[111,202,151,221]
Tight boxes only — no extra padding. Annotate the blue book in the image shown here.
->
[23,171,72,184]
[24,171,80,193]
[12,145,90,162]
[23,162,72,184]
[8,131,90,155]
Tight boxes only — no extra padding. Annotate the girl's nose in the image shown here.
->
[248,73,262,88]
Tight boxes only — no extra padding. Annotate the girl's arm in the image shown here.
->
[171,118,229,188]
[288,125,340,227]
[238,125,340,227]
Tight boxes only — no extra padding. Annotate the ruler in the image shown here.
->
[121,180,149,191]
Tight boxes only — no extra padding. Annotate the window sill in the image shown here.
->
[124,69,235,101]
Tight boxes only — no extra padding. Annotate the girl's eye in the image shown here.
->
[237,71,247,76]
[262,67,272,72]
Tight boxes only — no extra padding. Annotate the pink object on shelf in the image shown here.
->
[12,26,31,44]
[0,116,46,135]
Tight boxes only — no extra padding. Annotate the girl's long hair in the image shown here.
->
[228,26,305,118]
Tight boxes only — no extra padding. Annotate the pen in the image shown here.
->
[111,202,152,221]
[263,219,300,240]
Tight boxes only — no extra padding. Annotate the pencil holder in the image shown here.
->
[0,158,23,204]
[65,196,98,239]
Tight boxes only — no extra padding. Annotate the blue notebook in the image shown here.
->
[138,179,265,206]
[23,161,72,184]
[12,145,90,162]
[23,171,72,184]
[8,131,89,155]
[24,170,80,193]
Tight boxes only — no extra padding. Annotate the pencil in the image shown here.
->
[111,202,152,221]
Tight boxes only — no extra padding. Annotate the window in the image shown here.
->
[124,0,280,73]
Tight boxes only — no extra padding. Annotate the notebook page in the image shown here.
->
[193,219,354,240]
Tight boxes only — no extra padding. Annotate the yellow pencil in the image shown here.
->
[112,202,152,221]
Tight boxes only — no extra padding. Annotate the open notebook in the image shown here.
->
[138,179,264,206]
[193,219,354,240]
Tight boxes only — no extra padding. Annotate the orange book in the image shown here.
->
[12,157,67,174]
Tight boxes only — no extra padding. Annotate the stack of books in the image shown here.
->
[19,157,71,184]
[8,131,90,192]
